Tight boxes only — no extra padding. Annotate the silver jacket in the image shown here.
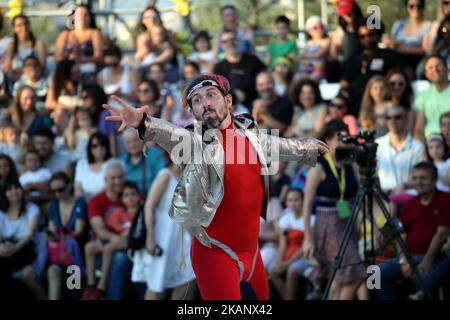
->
[141,114,319,248]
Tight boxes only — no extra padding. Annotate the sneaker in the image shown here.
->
[81,287,94,300]
[306,289,324,300]
[89,288,104,300]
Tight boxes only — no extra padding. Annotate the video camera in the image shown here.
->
[335,131,378,167]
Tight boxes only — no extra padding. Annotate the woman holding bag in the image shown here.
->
[46,171,88,300]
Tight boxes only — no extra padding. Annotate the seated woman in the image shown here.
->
[269,188,318,300]
[2,15,46,83]
[0,180,44,299]
[46,171,88,300]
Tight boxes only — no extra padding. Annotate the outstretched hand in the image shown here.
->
[103,95,148,132]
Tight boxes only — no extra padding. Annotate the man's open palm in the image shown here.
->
[103,95,148,131]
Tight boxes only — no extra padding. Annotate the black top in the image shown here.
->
[267,96,294,126]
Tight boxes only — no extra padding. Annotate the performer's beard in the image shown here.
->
[203,110,225,129]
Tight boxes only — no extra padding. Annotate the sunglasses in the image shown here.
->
[143,14,159,20]
[389,81,406,87]
[138,88,151,93]
[51,186,67,194]
[81,94,91,100]
[386,115,404,121]
[24,63,38,68]
[359,33,375,39]
[221,38,237,44]
[408,4,424,10]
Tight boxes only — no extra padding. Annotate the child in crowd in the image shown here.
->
[19,149,51,202]
[0,125,22,164]
[266,15,298,70]
[187,31,216,73]
[425,133,450,192]
[268,188,319,300]
[81,182,140,300]
[64,107,97,160]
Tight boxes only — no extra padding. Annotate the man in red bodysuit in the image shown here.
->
[103,74,328,300]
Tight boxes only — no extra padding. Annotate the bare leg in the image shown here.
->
[356,282,369,300]
[97,240,127,290]
[285,266,300,300]
[329,281,342,300]
[340,281,362,300]
[21,265,47,300]
[145,290,164,300]
[269,270,286,299]
[84,240,103,286]
[170,280,198,300]
[47,264,62,300]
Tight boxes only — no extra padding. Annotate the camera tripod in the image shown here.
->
[321,162,431,300]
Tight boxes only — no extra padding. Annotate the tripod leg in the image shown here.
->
[372,192,432,300]
[322,193,365,300]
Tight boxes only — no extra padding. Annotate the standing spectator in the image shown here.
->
[120,128,166,195]
[384,0,431,74]
[54,3,103,85]
[31,128,72,174]
[213,30,266,109]
[2,15,46,83]
[46,171,87,300]
[131,155,196,300]
[252,71,293,134]
[298,16,331,82]
[266,15,298,71]
[74,132,111,200]
[302,119,365,300]
[440,112,450,148]
[84,159,131,300]
[413,54,450,140]
[378,162,450,300]
[340,20,401,117]
[216,4,254,57]
[376,105,425,194]
[269,188,317,300]
[425,133,450,192]
[359,75,391,137]
[0,180,43,299]
[285,79,326,138]
[12,56,48,113]
[187,31,216,73]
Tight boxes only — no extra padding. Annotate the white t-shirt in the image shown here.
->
[19,168,52,187]
[0,203,39,241]
[278,210,316,232]
[74,157,105,199]
[436,159,450,193]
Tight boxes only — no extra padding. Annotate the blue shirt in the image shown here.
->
[121,146,167,194]
[49,197,88,232]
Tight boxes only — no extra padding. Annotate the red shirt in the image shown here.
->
[88,190,124,235]
[400,190,450,255]
[205,122,264,252]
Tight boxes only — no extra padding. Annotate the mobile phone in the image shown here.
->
[153,245,163,257]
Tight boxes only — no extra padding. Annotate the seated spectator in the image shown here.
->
[0,11,12,67]
[82,181,138,300]
[135,6,165,64]
[297,16,331,82]
[383,0,431,75]
[54,4,103,85]
[74,132,111,200]
[45,60,81,134]
[431,14,450,71]
[120,128,166,195]
[136,79,170,121]
[424,0,450,54]
[19,149,51,204]
[321,92,359,136]
[31,128,72,174]
[440,112,450,148]
[213,30,266,109]
[340,19,401,116]
[285,78,326,138]
[413,54,450,140]
[97,45,138,107]
[229,89,250,115]
[379,162,450,300]
[216,4,254,57]
[269,188,318,300]
[12,55,48,113]
[0,69,8,107]
[131,155,196,300]
[386,67,414,112]
[359,75,391,137]
[252,71,293,134]
[188,31,216,73]
[266,15,298,71]
[147,63,175,116]
[0,125,22,164]
[46,171,88,300]
[0,180,44,299]
[83,159,131,300]
[425,133,450,192]
[182,60,200,82]
[5,85,48,144]
[376,105,425,194]
[2,15,46,83]
[0,154,19,192]
[64,107,97,161]
[272,57,294,97]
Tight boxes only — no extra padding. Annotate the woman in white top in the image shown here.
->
[0,180,43,298]
[97,46,138,107]
[2,15,46,83]
[132,155,196,300]
[74,132,111,199]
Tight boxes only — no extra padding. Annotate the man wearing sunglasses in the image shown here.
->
[376,105,425,195]
[103,73,328,300]
[340,17,402,117]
